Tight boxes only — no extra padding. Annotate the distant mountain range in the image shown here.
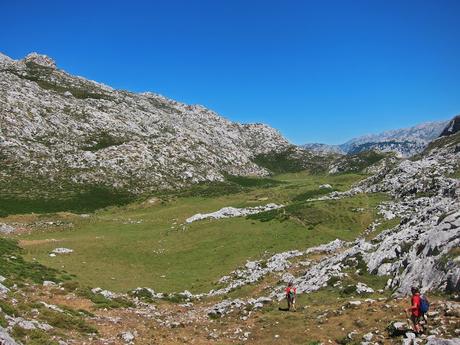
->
[303,119,450,157]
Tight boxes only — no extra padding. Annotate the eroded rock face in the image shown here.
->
[366,208,460,294]
[268,137,459,298]
[0,53,295,195]
[356,140,460,295]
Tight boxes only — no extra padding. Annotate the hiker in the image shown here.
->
[405,286,423,334]
[285,282,297,311]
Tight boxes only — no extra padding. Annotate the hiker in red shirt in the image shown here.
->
[405,286,422,334]
[285,282,297,311]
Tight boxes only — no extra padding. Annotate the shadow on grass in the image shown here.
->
[0,186,136,217]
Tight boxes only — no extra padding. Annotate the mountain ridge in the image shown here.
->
[0,52,308,198]
[303,119,450,157]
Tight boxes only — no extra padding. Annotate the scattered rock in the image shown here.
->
[120,331,136,343]
[363,332,373,341]
[0,326,19,345]
[426,339,460,345]
[388,321,410,337]
[51,248,73,255]
[185,203,283,223]
[347,300,362,308]
[0,224,15,234]
[92,287,116,299]
[356,282,375,294]
[0,283,10,294]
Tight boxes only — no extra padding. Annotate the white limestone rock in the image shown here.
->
[0,326,19,345]
[0,283,10,294]
[51,248,73,255]
[356,282,375,294]
[0,224,15,234]
[120,331,136,343]
[185,203,283,223]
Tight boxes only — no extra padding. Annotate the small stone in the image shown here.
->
[347,300,362,307]
[51,248,73,255]
[363,332,373,341]
[120,331,135,343]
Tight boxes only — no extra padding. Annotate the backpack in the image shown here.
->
[420,295,429,314]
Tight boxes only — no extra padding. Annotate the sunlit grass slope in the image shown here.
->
[17,173,387,293]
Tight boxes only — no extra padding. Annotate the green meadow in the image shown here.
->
[12,173,388,293]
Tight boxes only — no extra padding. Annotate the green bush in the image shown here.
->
[163,293,188,303]
[253,148,308,174]
[39,309,97,334]
[225,175,283,188]
[0,312,8,327]
[82,133,125,151]
[342,285,358,295]
[0,238,60,284]
[11,326,60,345]
[76,288,134,309]
[292,188,333,202]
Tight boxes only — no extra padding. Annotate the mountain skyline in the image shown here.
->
[1,0,459,144]
[1,50,456,149]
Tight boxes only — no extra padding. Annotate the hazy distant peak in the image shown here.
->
[302,119,450,158]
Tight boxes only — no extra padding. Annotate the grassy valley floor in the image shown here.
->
[5,172,456,345]
[8,173,384,293]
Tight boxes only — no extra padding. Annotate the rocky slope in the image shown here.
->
[303,120,449,157]
[292,130,460,296]
[0,52,303,197]
[207,130,459,318]
[440,115,460,137]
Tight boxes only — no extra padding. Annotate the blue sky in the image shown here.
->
[1,0,459,144]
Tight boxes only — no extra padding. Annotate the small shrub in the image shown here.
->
[246,208,282,222]
[129,288,155,302]
[77,288,133,309]
[61,280,79,292]
[225,175,283,188]
[342,285,357,295]
[0,313,7,327]
[292,188,333,202]
[39,309,97,334]
[163,293,188,304]
[0,300,19,316]
[327,276,340,287]
[0,238,60,284]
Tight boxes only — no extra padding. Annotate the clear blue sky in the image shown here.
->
[1,0,459,144]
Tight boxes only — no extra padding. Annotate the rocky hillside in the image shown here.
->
[294,130,460,297]
[303,120,449,157]
[440,115,460,137]
[0,52,303,198]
